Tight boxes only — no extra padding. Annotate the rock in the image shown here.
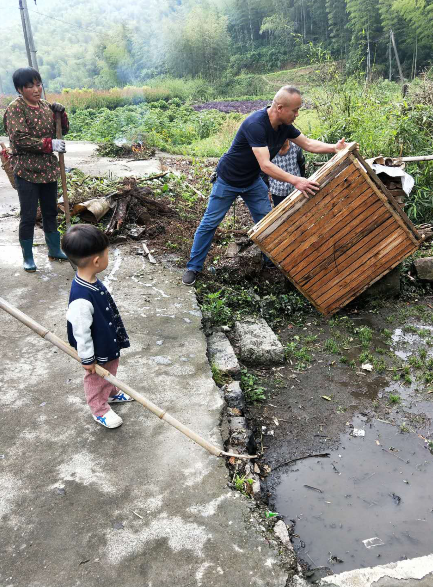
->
[207,332,241,378]
[224,381,245,411]
[228,416,249,450]
[274,520,293,549]
[414,257,433,281]
[234,317,285,365]
[226,242,240,258]
[228,416,247,435]
[214,244,262,283]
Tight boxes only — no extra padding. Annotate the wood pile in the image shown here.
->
[105,177,173,237]
[249,143,423,316]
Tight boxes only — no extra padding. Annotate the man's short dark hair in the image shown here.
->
[62,224,109,267]
[12,67,42,92]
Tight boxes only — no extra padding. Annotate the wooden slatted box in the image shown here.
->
[249,143,422,316]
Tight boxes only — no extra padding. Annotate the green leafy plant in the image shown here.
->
[241,369,266,403]
[324,338,340,354]
[201,290,232,326]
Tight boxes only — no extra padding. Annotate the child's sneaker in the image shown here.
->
[108,391,134,403]
[93,408,123,429]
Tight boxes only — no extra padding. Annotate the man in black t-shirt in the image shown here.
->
[182,85,347,285]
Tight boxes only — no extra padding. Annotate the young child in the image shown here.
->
[269,139,306,207]
[62,224,133,429]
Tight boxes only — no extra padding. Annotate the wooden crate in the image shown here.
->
[249,143,422,316]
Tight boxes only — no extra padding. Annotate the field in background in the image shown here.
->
[1,65,432,222]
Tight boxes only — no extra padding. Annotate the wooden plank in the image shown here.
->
[249,143,358,239]
[323,242,417,315]
[292,205,391,282]
[275,188,379,266]
[261,166,361,250]
[257,160,355,244]
[315,232,409,307]
[350,153,421,246]
[299,215,396,289]
[303,217,399,294]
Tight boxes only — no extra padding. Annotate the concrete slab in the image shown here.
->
[0,152,288,586]
[320,554,433,586]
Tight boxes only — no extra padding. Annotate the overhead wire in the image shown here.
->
[28,9,98,33]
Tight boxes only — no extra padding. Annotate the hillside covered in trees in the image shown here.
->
[1,0,432,93]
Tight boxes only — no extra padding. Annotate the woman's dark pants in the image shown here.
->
[15,175,58,240]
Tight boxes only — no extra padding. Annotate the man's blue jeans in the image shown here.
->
[187,176,271,272]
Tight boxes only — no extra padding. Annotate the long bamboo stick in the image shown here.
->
[55,112,71,227]
[0,297,254,460]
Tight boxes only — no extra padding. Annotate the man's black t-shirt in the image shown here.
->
[216,107,301,188]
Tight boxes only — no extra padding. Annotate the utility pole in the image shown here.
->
[21,0,40,72]
[19,0,32,67]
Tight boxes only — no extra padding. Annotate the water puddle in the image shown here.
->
[274,416,433,575]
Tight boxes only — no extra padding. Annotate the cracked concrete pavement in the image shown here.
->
[0,144,288,587]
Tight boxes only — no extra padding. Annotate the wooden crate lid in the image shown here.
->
[249,143,422,316]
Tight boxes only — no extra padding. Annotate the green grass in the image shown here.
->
[324,338,340,354]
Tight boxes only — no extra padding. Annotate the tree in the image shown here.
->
[165,5,230,81]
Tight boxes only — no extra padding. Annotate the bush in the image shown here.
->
[67,102,226,150]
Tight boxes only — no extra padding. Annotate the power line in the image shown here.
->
[28,9,98,33]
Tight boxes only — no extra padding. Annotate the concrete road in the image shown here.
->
[0,145,288,587]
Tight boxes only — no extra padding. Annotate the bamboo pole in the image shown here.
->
[55,112,71,227]
[397,155,433,163]
[0,297,254,461]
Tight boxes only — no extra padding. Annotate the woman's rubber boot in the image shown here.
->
[45,231,68,261]
[19,239,37,272]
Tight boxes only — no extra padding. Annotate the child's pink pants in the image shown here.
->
[83,358,119,417]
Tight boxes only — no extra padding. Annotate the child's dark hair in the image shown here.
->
[12,67,42,92]
[62,224,109,267]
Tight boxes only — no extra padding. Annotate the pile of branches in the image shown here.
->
[96,141,156,160]
[105,176,174,238]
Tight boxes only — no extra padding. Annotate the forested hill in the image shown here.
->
[1,0,432,94]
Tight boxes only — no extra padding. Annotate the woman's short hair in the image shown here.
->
[12,67,42,91]
[62,224,109,267]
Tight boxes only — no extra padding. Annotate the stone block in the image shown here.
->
[207,332,240,377]
[224,381,245,411]
[234,317,285,365]
[415,257,433,281]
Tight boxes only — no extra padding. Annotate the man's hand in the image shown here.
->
[293,176,320,197]
[50,102,65,113]
[52,139,66,153]
[83,362,96,374]
[334,137,347,152]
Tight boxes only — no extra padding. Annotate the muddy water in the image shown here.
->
[274,416,433,574]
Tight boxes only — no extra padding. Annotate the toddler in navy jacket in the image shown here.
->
[62,224,133,429]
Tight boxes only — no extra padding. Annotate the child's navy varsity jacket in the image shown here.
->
[67,275,130,365]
